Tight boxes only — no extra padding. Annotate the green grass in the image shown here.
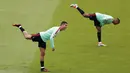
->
[0,0,130,73]
[0,0,60,73]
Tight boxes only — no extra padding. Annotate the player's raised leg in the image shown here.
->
[70,4,90,18]
[12,24,32,40]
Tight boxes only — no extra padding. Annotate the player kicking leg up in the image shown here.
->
[13,21,68,72]
[70,4,120,46]
[13,24,49,72]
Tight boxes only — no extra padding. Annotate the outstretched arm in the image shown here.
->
[50,28,60,50]
[50,36,55,50]
[50,32,56,49]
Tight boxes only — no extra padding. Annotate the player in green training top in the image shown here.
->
[70,4,120,46]
[12,21,68,72]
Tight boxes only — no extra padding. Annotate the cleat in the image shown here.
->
[12,24,21,27]
[70,4,74,7]
[98,42,107,47]
[41,68,50,72]
[70,4,78,8]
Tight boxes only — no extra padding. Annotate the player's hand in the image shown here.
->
[52,48,55,51]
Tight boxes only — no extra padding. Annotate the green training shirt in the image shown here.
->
[95,12,114,26]
[39,26,60,49]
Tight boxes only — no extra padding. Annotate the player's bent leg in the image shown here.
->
[12,24,32,40]
[70,4,93,18]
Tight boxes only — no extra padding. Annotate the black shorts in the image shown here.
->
[88,13,101,27]
[31,33,46,49]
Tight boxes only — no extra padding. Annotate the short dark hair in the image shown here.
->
[60,21,68,26]
[117,18,120,23]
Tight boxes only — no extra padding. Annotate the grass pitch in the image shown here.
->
[0,0,130,73]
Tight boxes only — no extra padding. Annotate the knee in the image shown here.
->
[25,35,32,40]
[82,14,86,17]
[97,30,101,33]
[83,14,88,18]
[82,13,90,18]
[96,27,101,32]
[41,52,45,56]
[25,37,30,39]
[25,37,31,40]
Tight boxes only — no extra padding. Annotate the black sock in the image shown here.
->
[40,61,44,70]
[97,32,101,42]
[77,7,85,15]
[19,26,25,32]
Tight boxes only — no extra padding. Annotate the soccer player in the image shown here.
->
[13,21,68,72]
[70,4,120,46]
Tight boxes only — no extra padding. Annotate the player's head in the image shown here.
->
[113,18,120,25]
[60,21,68,31]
